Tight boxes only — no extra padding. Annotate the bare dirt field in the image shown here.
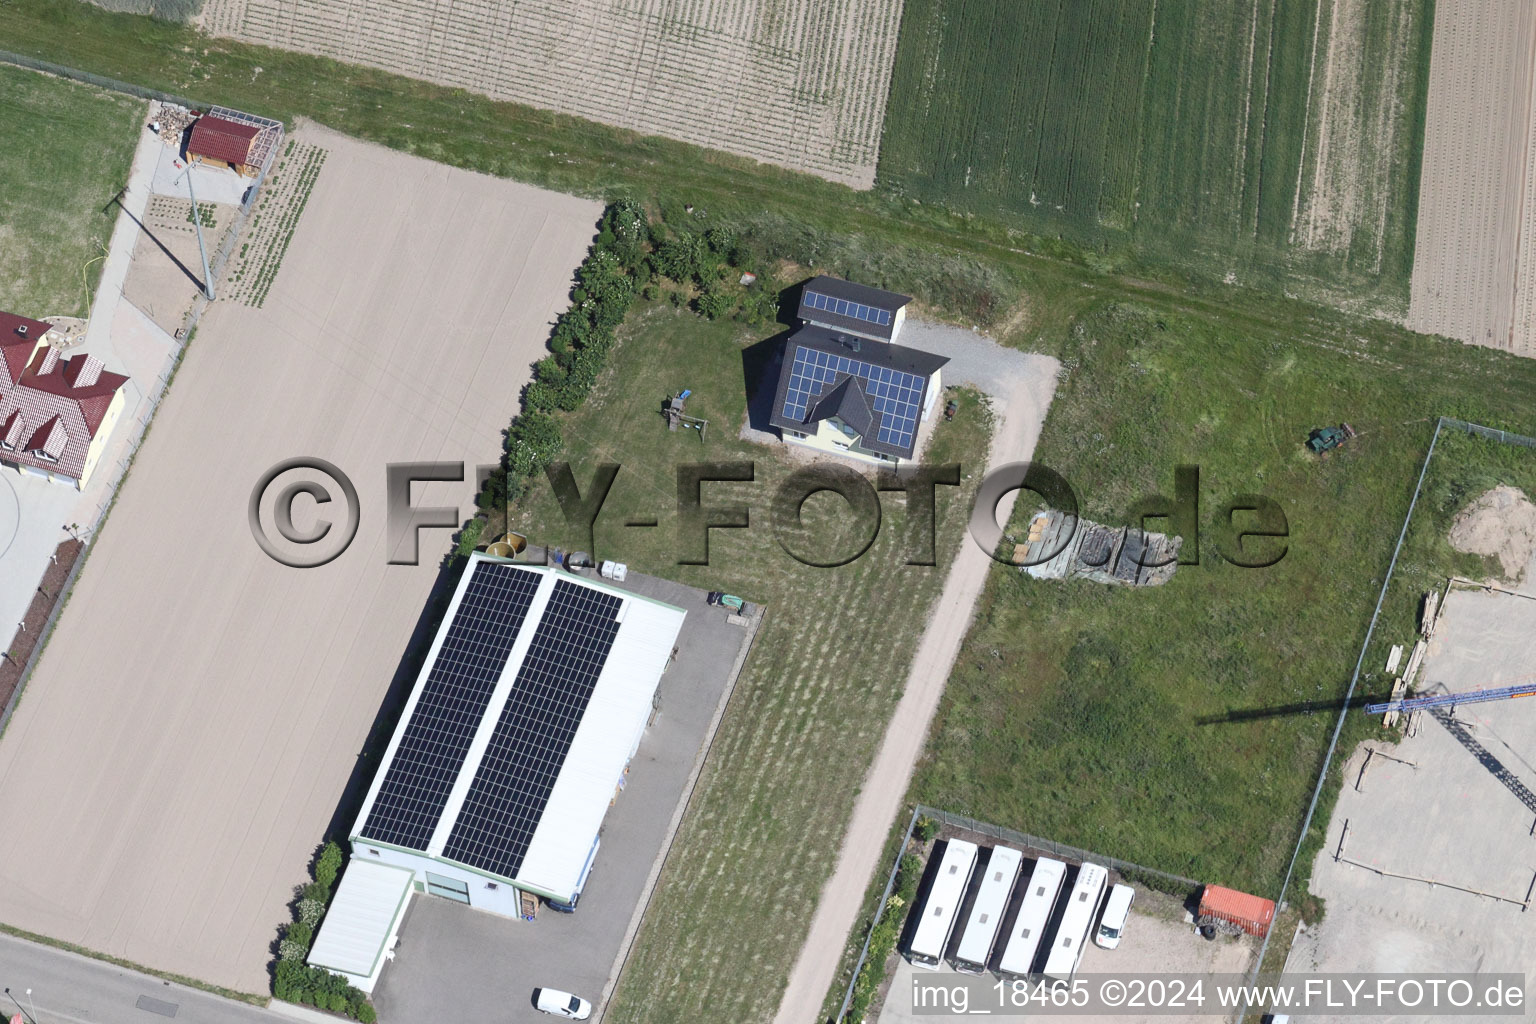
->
[122,194,237,335]
[0,124,599,994]
[1298,584,1536,1022]
[194,0,902,189]
[1407,0,1536,353]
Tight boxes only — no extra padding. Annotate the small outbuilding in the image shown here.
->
[186,107,282,177]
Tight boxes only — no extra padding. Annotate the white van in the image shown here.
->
[1094,883,1135,949]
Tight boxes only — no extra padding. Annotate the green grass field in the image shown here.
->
[0,62,142,317]
[910,306,1536,900]
[506,299,992,1023]
[880,0,1435,310]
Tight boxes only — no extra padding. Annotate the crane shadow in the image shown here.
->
[106,192,209,293]
[1430,707,1536,816]
[1195,693,1377,725]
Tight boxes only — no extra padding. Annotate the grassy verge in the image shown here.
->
[0,922,266,1005]
[0,60,142,316]
[506,296,993,1023]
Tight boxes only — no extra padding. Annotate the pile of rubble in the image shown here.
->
[148,101,199,150]
[1015,509,1181,586]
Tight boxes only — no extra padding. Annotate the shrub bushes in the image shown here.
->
[845,852,925,1022]
[274,962,376,1022]
[270,841,378,1021]
[479,200,650,512]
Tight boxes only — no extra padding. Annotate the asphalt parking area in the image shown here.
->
[373,571,757,1024]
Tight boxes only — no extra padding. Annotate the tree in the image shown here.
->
[506,411,564,479]
[704,225,735,256]
[314,842,344,893]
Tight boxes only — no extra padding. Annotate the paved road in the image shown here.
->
[773,322,1060,1023]
[0,932,279,1024]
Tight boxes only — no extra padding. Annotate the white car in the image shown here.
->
[535,988,593,1020]
[1094,883,1136,949]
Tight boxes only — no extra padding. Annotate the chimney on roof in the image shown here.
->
[16,325,26,336]
[75,355,104,388]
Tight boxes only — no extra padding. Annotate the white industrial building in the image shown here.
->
[306,553,686,992]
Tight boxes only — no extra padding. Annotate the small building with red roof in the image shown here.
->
[0,311,129,488]
[186,107,283,179]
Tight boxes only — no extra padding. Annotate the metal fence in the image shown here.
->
[919,806,1202,893]
[833,806,920,1024]
[1441,417,1536,449]
[0,48,204,110]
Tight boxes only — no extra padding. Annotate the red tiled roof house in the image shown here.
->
[0,312,129,489]
[187,114,262,177]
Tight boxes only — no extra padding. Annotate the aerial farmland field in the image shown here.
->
[880,0,1435,311]
[194,0,902,188]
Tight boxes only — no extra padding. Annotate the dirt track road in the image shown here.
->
[773,330,1059,1023]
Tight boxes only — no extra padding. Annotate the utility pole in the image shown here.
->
[4,986,36,1024]
[185,165,215,301]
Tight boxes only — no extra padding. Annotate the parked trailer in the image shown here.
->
[952,846,1024,973]
[907,838,980,967]
[1041,863,1108,985]
[997,856,1068,978]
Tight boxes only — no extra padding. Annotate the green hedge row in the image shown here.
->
[845,851,923,1022]
[477,201,777,515]
[270,841,377,1021]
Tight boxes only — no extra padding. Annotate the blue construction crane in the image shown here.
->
[1367,680,1536,715]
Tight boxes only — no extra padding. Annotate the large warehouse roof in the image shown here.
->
[352,555,686,900]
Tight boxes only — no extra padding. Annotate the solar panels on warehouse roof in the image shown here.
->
[351,554,686,905]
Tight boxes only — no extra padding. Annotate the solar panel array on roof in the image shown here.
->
[359,563,540,850]
[803,290,892,327]
[781,346,925,450]
[443,580,622,879]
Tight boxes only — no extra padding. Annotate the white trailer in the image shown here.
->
[952,845,1023,973]
[1041,863,1108,985]
[907,838,979,967]
[997,856,1067,977]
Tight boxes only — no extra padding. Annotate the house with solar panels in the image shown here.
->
[306,554,685,993]
[0,311,129,488]
[768,277,948,465]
